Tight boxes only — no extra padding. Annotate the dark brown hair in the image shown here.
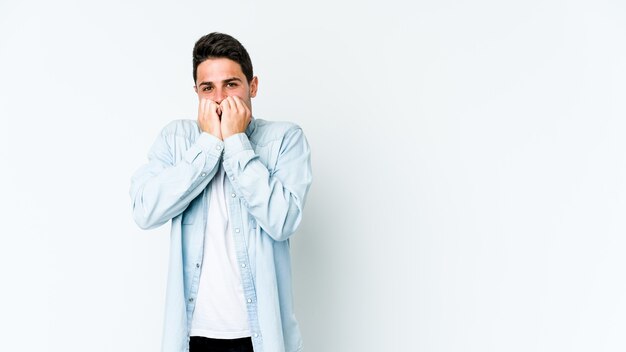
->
[192,32,253,84]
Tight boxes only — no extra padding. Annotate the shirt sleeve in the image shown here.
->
[222,126,313,242]
[129,124,224,230]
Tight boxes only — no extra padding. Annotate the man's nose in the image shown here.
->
[213,89,226,104]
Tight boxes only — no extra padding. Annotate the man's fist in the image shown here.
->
[198,98,222,140]
[220,96,251,139]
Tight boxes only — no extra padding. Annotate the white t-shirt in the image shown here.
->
[190,166,251,339]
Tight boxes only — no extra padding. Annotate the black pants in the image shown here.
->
[189,336,254,352]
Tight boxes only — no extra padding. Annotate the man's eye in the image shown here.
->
[227,83,237,88]
[202,86,212,91]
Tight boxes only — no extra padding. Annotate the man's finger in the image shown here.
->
[232,96,248,115]
[220,97,232,115]
[209,100,221,119]
[202,99,209,118]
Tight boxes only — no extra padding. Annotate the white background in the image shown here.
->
[1,0,625,351]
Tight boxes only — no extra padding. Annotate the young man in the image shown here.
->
[129,32,312,352]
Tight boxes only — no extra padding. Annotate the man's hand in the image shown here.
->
[198,98,223,140]
[220,96,251,139]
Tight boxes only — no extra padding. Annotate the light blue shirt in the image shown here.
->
[129,118,312,352]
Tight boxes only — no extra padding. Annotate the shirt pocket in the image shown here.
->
[252,143,273,173]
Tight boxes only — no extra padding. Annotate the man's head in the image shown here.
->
[192,32,258,107]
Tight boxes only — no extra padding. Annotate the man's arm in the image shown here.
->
[129,124,224,230]
[222,126,312,242]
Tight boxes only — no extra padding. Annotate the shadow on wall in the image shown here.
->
[291,181,348,348]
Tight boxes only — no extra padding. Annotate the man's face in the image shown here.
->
[194,57,258,111]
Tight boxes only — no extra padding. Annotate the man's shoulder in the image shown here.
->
[158,119,201,138]
[253,118,303,141]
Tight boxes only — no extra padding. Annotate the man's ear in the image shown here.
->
[193,84,198,94]
[249,76,258,98]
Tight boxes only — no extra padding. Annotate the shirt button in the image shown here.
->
[247,298,252,303]
[201,173,206,177]
[231,193,236,198]
[235,228,240,233]
[253,333,259,338]
[216,145,222,150]
[241,263,246,268]
[196,263,200,268]
[189,298,194,302]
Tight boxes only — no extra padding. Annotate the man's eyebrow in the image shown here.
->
[223,77,243,83]
[198,77,243,87]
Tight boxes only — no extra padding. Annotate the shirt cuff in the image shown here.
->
[183,132,225,163]
[223,133,253,157]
